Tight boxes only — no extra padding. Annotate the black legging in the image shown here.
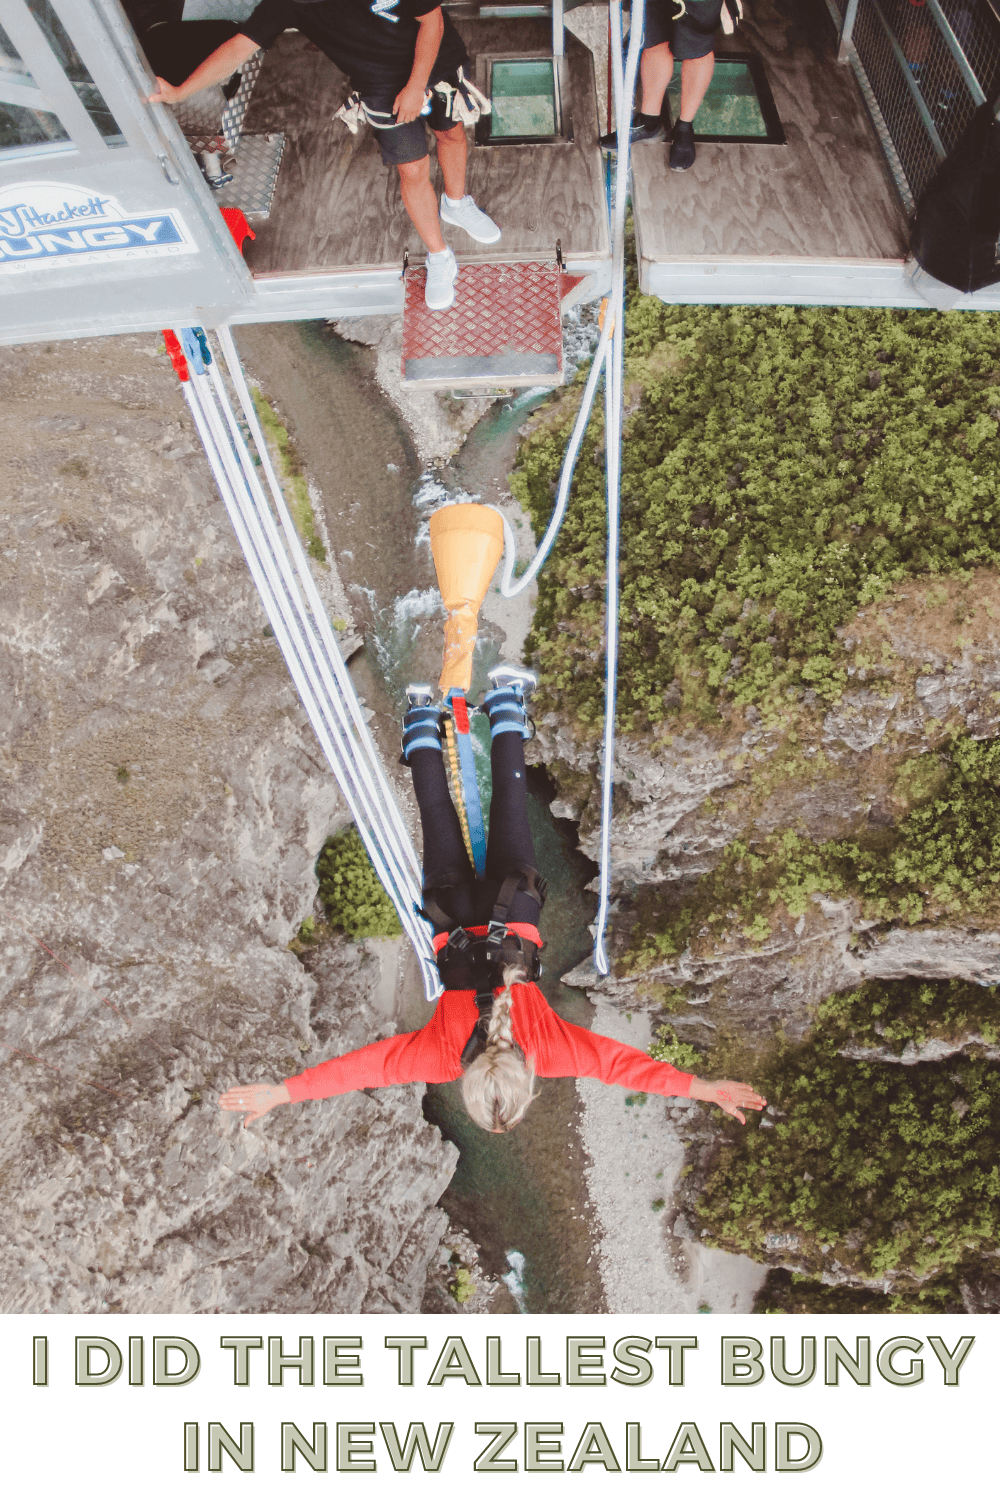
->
[409,730,541,933]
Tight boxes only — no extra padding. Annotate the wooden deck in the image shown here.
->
[632,0,915,303]
[239,19,609,279]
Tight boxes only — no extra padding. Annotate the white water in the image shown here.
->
[411,472,481,547]
[501,1249,529,1313]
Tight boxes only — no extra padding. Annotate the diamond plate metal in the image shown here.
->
[212,133,285,219]
[402,261,565,390]
[176,49,263,153]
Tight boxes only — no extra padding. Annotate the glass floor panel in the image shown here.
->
[489,58,558,140]
[666,54,785,144]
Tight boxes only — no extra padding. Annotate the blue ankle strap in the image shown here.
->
[402,706,443,761]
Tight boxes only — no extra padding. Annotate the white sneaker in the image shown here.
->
[439,194,501,244]
[424,247,458,311]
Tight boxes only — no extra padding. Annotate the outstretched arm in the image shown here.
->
[219,1014,461,1125]
[688,1077,766,1125]
[147,33,261,105]
[529,1008,765,1123]
[219,1081,291,1127]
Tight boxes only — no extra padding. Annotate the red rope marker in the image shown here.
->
[162,328,189,381]
[220,206,255,254]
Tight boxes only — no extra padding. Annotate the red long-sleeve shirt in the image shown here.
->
[284,979,694,1102]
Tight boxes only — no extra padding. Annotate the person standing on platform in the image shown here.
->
[147,0,500,310]
[600,0,725,171]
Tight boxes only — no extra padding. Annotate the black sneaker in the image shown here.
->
[669,120,696,171]
[599,115,666,150]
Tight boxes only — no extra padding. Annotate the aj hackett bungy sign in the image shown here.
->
[0,182,194,272]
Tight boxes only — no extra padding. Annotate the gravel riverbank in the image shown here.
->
[577,1003,767,1314]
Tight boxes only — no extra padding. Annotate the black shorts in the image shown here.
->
[362,65,468,167]
[642,0,724,60]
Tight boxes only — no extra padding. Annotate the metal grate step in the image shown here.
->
[212,133,286,220]
[401,260,566,389]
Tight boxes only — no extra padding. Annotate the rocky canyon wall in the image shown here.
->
[0,335,456,1314]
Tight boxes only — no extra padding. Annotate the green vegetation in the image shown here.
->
[692,977,1000,1301]
[251,388,328,563]
[515,305,1000,730]
[316,828,402,940]
[115,765,130,785]
[626,735,1000,969]
[820,975,998,1052]
[753,1270,910,1315]
[449,1267,476,1304]
[648,1023,703,1072]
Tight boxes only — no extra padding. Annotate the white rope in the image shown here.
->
[490,0,641,974]
[179,4,640,990]
[592,0,641,975]
[216,328,423,892]
[176,334,441,1001]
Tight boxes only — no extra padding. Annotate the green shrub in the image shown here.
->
[693,984,1000,1297]
[516,305,1000,730]
[752,1268,963,1315]
[450,1267,476,1304]
[819,975,998,1052]
[648,1023,703,1073]
[251,388,327,564]
[316,828,402,939]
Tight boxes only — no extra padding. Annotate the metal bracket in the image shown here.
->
[401,248,409,281]
[158,153,180,186]
[556,239,564,271]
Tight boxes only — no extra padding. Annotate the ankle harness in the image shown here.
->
[420,866,547,1068]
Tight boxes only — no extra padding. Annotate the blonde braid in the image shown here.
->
[460,963,537,1133]
[483,962,524,1049]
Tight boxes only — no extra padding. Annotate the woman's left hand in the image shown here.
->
[689,1077,766,1125]
[219,1081,291,1126]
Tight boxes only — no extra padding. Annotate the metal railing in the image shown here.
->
[829,0,1000,210]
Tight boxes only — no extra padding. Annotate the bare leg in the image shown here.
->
[397,155,447,253]
[678,51,715,122]
[433,122,467,200]
[639,41,674,115]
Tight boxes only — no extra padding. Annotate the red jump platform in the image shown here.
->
[401,261,573,390]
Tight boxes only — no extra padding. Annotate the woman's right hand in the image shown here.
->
[688,1077,766,1125]
[219,1082,291,1126]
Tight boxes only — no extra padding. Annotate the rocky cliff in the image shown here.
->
[537,595,1000,1309]
[0,335,457,1314]
[513,297,1000,1309]
[544,572,1000,1038]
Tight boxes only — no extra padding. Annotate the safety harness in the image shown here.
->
[420,866,547,1068]
[334,66,492,135]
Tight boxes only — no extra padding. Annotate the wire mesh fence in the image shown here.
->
[834,0,1000,205]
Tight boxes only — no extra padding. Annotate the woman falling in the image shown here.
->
[219,667,764,1132]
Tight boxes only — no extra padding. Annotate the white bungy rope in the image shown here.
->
[177,327,441,1001]
[492,0,643,975]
